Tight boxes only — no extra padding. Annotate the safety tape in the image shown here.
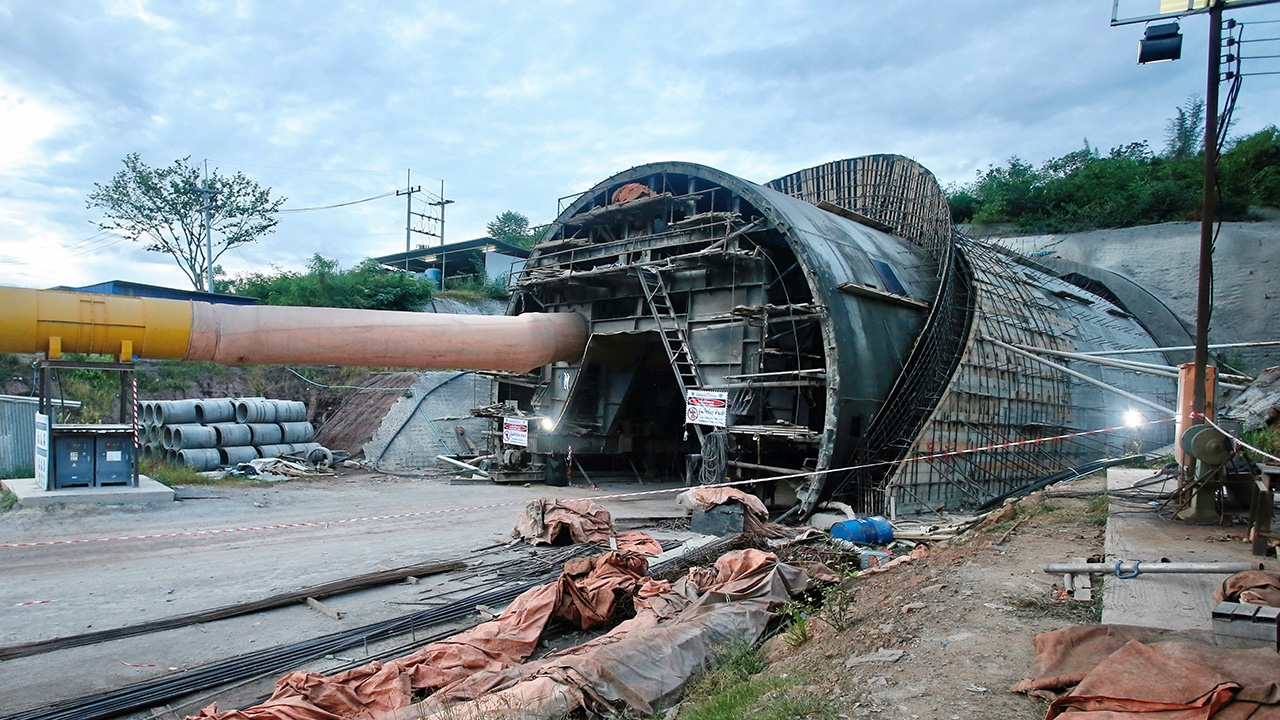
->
[118,660,157,668]
[0,417,1172,550]
[1194,413,1280,465]
[12,600,53,607]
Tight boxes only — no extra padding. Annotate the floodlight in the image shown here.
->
[1123,409,1146,428]
[1138,22,1183,63]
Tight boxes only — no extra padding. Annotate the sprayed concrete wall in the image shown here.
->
[363,371,494,470]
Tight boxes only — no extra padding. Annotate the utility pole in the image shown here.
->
[427,179,455,289]
[190,184,218,292]
[396,169,422,272]
[1191,0,1224,427]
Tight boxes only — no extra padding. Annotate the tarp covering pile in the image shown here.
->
[510,497,662,555]
[381,548,828,720]
[190,551,656,720]
[1216,570,1280,608]
[676,487,794,538]
[1012,624,1280,719]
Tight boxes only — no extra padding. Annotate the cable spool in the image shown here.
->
[1180,425,1234,465]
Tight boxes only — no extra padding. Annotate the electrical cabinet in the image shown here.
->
[95,435,132,486]
[53,435,95,488]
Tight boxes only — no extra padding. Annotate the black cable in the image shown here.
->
[278,191,397,214]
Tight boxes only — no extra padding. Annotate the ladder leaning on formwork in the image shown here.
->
[636,265,705,444]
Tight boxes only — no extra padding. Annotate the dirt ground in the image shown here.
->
[0,470,1256,720]
[751,476,1120,720]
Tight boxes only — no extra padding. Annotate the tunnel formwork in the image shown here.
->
[486,156,1176,516]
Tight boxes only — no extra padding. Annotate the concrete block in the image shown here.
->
[2,475,174,507]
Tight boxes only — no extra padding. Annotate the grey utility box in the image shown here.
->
[53,435,95,488]
[94,435,133,486]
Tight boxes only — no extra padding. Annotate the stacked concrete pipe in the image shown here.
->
[138,398,328,472]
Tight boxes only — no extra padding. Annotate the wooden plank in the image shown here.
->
[306,597,343,621]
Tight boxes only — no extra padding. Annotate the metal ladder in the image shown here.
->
[636,265,705,443]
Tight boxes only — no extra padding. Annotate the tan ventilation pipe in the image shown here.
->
[0,286,587,372]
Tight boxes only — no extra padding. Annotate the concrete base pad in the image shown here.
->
[1,476,174,507]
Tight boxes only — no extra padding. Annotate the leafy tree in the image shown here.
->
[486,210,539,248]
[1220,125,1280,209]
[87,154,285,291]
[1164,96,1205,159]
[225,254,433,310]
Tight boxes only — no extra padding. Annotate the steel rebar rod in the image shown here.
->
[986,338,1176,416]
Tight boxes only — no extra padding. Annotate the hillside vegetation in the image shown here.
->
[949,98,1280,232]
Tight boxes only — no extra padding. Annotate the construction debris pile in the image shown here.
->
[190,545,829,720]
[141,398,330,472]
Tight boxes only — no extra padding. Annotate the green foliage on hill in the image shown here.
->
[949,99,1280,232]
[224,254,433,310]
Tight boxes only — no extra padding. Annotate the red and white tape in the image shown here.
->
[0,418,1171,550]
[12,600,53,607]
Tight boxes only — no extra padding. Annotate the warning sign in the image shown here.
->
[34,413,48,489]
[685,390,728,427]
[503,418,529,447]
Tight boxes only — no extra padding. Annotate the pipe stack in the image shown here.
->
[138,398,327,472]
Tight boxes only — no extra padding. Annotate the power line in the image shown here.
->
[278,191,398,214]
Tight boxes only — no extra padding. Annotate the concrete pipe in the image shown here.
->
[156,399,199,426]
[141,443,155,459]
[256,443,292,459]
[161,425,175,450]
[248,423,283,446]
[195,398,236,424]
[273,400,306,422]
[0,286,588,372]
[141,401,155,425]
[211,423,253,447]
[172,424,218,449]
[289,442,322,454]
[305,446,334,467]
[178,448,221,471]
[236,399,278,424]
[220,445,259,465]
[278,422,315,444]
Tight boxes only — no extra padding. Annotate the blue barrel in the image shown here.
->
[830,516,894,545]
[424,268,442,290]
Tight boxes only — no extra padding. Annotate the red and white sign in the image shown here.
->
[502,418,529,447]
[686,390,728,427]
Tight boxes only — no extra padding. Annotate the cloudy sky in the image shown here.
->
[1,0,1277,290]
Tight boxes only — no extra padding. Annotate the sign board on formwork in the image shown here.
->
[686,390,728,427]
[503,418,529,447]
[34,413,49,489]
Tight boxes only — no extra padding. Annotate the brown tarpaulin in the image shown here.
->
[1215,571,1280,608]
[190,552,653,720]
[1012,624,1280,719]
[381,548,825,720]
[509,498,663,555]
